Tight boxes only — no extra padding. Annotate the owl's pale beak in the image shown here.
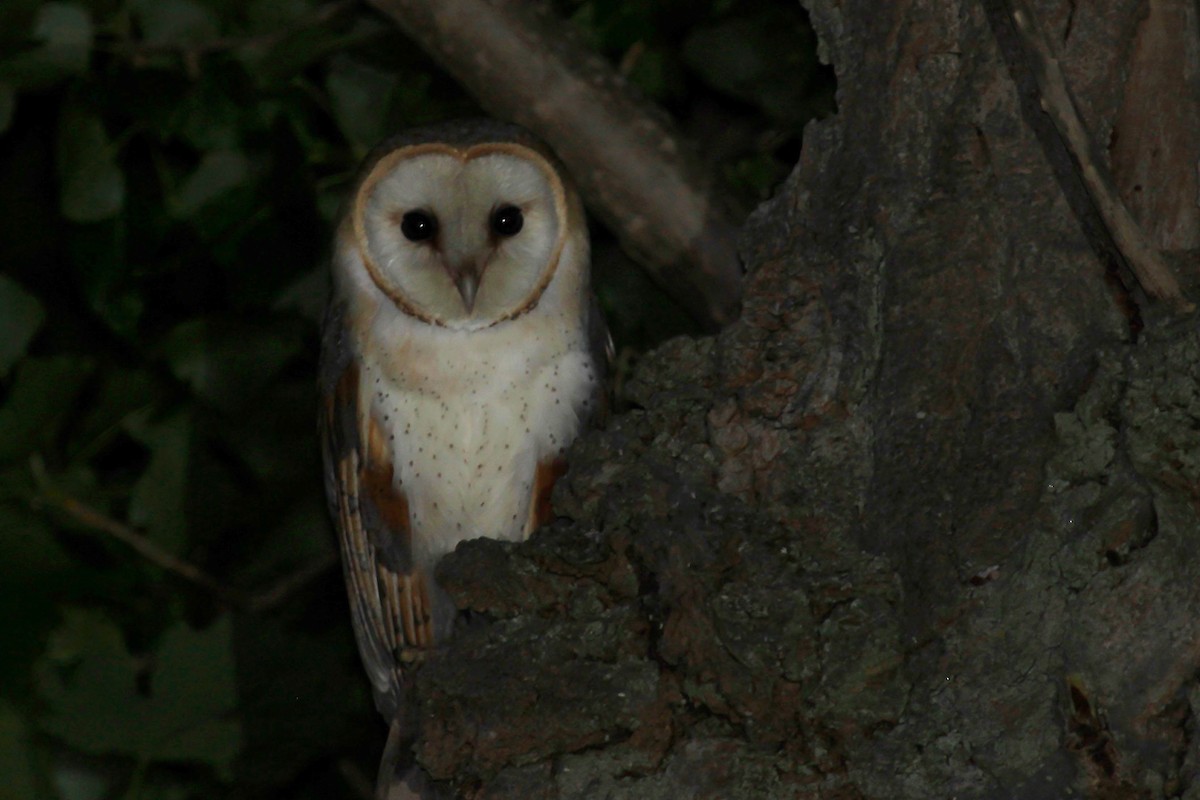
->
[449,264,480,313]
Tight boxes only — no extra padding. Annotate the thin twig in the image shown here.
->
[246,550,340,612]
[1007,0,1193,313]
[30,455,336,611]
[95,0,358,71]
[31,455,233,598]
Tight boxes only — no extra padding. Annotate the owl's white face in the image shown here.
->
[352,143,568,330]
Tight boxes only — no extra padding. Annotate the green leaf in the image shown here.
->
[216,378,315,484]
[71,367,159,462]
[0,2,93,89]
[272,266,328,323]
[34,3,92,60]
[150,618,241,774]
[160,318,304,412]
[0,83,14,134]
[0,356,94,465]
[170,150,250,219]
[239,15,386,88]
[0,502,75,594]
[237,494,331,586]
[232,616,368,789]
[169,72,241,151]
[325,55,398,150]
[0,2,40,51]
[52,760,109,800]
[37,611,242,778]
[245,0,315,31]
[0,499,75,700]
[0,700,39,800]
[56,103,125,223]
[66,218,143,338]
[0,275,45,379]
[130,0,219,46]
[125,410,191,554]
[0,461,117,700]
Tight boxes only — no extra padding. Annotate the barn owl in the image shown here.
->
[319,120,608,796]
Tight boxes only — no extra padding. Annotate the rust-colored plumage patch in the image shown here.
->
[361,413,412,539]
[529,457,568,533]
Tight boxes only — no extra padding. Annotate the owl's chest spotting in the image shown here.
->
[361,332,596,565]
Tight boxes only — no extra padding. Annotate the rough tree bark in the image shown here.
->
[403,0,1200,797]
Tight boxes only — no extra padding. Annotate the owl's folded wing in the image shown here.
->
[319,302,434,719]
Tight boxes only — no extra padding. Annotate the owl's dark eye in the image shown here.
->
[400,210,437,242]
[491,205,524,237]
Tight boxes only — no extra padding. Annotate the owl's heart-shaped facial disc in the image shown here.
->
[353,142,569,329]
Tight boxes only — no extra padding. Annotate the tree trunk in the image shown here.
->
[409,1,1200,797]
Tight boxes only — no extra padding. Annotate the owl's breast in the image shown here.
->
[363,328,596,569]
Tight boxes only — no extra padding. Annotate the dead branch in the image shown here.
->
[1007,0,1194,313]
[364,0,744,329]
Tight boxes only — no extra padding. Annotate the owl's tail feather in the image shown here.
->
[376,718,444,800]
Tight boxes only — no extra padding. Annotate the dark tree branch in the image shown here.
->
[364,0,744,329]
[1007,0,1194,313]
